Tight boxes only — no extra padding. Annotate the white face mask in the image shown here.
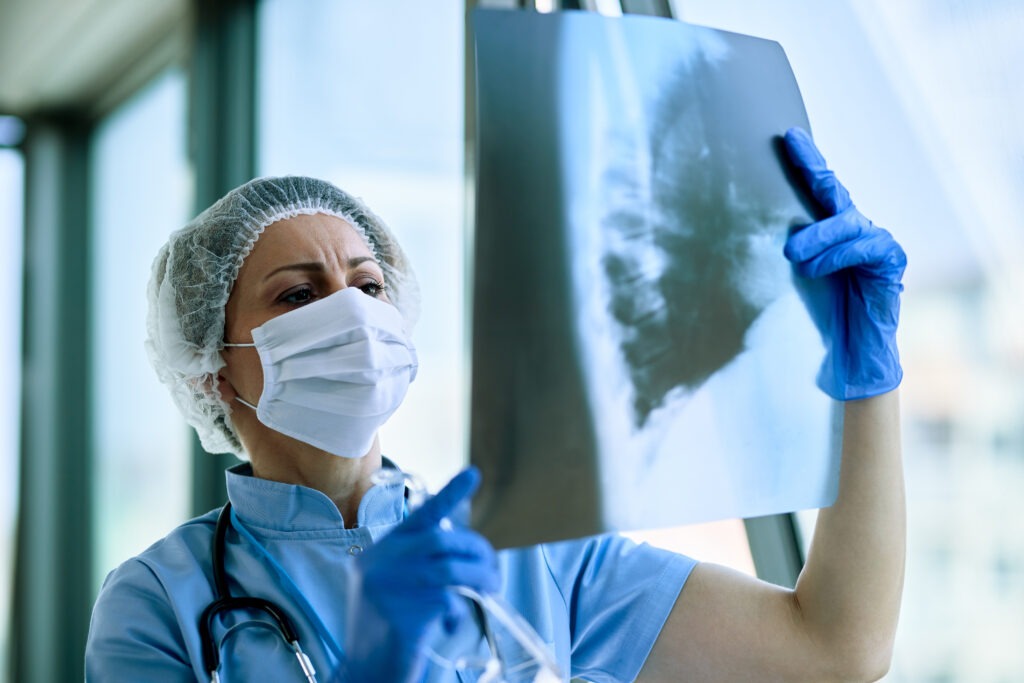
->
[224,287,418,457]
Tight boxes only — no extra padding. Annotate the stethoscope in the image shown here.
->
[198,479,417,683]
[199,483,558,683]
[199,502,319,683]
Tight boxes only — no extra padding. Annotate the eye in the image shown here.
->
[279,285,316,306]
[356,279,388,298]
[351,271,388,298]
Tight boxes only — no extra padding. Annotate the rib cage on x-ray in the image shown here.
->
[603,60,794,436]
[471,9,841,549]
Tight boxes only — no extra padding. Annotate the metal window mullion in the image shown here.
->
[188,0,258,515]
[12,116,94,683]
[744,513,804,588]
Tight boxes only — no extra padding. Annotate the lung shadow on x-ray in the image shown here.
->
[601,54,795,431]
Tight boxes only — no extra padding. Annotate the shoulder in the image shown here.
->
[537,535,697,633]
[499,535,696,609]
[86,509,222,680]
[93,508,221,613]
[537,533,697,583]
[113,508,221,585]
[503,536,697,681]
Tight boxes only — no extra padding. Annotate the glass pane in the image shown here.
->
[0,145,24,682]
[90,69,193,587]
[672,1,1024,680]
[625,521,756,575]
[258,0,466,491]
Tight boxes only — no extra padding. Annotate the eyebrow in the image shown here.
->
[262,256,379,282]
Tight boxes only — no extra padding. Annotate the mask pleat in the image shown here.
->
[245,287,418,456]
[275,341,414,384]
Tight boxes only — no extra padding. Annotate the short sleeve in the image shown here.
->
[85,560,196,682]
[541,535,696,683]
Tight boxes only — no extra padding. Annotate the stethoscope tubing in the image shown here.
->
[200,503,318,682]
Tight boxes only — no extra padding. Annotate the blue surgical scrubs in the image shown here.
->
[85,463,696,682]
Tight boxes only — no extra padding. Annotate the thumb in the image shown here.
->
[784,127,852,217]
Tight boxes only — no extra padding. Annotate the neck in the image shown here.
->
[248,434,384,528]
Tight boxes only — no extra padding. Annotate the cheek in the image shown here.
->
[220,349,266,402]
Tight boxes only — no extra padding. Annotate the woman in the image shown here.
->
[86,128,906,682]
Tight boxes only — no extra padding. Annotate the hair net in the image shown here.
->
[146,175,420,457]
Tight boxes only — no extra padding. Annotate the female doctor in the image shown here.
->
[85,127,906,682]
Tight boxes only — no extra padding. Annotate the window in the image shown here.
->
[258,0,467,491]
[89,69,193,585]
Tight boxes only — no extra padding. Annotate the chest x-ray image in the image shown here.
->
[470,9,840,548]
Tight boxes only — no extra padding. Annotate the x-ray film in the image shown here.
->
[470,9,841,548]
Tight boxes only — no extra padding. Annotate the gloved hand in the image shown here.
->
[343,467,499,683]
[782,127,907,401]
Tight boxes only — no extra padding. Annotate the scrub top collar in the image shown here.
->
[224,458,406,534]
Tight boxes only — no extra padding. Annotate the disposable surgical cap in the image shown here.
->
[146,176,420,457]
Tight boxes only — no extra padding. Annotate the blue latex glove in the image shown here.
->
[342,467,499,683]
[783,127,907,401]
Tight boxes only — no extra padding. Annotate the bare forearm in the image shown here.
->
[794,389,905,677]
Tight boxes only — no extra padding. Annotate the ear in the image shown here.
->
[214,372,239,403]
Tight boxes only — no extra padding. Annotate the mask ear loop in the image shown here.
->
[233,396,259,411]
[221,341,260,411]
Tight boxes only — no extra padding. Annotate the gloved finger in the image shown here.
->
[791,230,907,280]
[412,556,501,594]
[403,467,481,531]
[428,528,497,565]
[384,526,497,569]
[372,553,498,600]
[784,208,872,263]
[447,492,473,528]
[784,127,852,217]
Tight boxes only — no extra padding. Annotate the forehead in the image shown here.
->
[239,213,375,274]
